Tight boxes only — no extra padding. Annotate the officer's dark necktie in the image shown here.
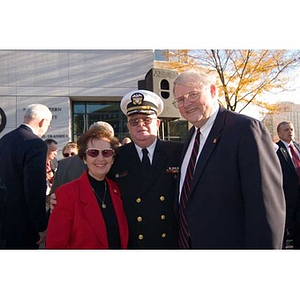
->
[289,143,300,184]
[179,128,200,249]
[141,148,150,173]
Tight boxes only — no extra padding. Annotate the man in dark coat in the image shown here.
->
[0,104,52,249]
[276,121,300,248]
[110,90,183,249]
[0,177,7,248]
[173,69,285,249]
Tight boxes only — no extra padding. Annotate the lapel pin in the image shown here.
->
[213,138,217,144]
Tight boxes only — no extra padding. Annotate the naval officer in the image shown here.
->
[109,90,183,249]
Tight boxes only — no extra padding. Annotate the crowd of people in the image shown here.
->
[1,67,298,250]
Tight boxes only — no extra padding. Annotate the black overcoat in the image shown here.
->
[0,125,47,248]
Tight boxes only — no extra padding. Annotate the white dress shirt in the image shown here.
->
[134,139,157,164]
[179,104,219,201]
[281,139,300,162]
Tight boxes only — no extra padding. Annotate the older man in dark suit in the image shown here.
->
[172,69,286,249]
[0,104,52,249]
[276,121,300,248]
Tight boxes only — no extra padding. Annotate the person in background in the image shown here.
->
[46,126,128,249]
[276,121,300,248]
[62,141,78,158]
[121,137,131,145]
[44,138,58,196]
[172,69,286,249]
[0,103,52,249]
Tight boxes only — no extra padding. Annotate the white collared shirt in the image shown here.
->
[179,104,219,201]
[22,123,38,136]
[135,139,157,164]
[281,139,300,160]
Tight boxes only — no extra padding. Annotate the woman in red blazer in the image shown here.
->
[46,126,128,249]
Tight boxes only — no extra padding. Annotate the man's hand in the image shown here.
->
[49,193,57,212]
[37,230,47,245]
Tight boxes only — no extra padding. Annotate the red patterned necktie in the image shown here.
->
[289,143,300,184]
[179,128,200,249]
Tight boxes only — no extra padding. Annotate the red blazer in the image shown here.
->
[46,171,128,249]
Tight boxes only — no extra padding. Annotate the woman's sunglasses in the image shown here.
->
[63,152,77,158]
[85,148,115,158]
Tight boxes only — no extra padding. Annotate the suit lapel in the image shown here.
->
[79,173,109,248]
[190,105,226,193]
[141,140,168,192]
[120,140,168,194]
[123,143,143,180]
[277,140,296,174]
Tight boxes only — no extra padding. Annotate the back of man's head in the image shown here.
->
[23,103,52,124]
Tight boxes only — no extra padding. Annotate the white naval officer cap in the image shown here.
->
[120,90,164,116]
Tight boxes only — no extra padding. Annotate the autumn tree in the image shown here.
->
[164,49,300,114]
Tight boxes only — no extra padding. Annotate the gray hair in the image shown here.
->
[23,104,52,122]
[173,69,217,93]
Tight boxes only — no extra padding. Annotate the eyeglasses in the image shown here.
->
[128,117,156,127]
[85,148,115,158]
[63,152,77,158]
[172,91,201,108]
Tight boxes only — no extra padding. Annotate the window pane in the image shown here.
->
[73,114,86,141]
[87,103,109,113]
[73,103,86,114]
[159,119,188,142]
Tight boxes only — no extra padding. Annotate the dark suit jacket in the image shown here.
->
[0,177,6,219]
[176,105,286,249]
[109,139,183,249]
[276,140,300,229]
[0,124,48,247]
[46,171,128,249]
[0,177,7,247]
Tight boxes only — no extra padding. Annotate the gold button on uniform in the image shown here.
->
[160,196,165,201]
[138,234,144,240]
[160,215,166,220]
[161,233,167,238]
[137,216,142,222]
[136,198,141,203]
